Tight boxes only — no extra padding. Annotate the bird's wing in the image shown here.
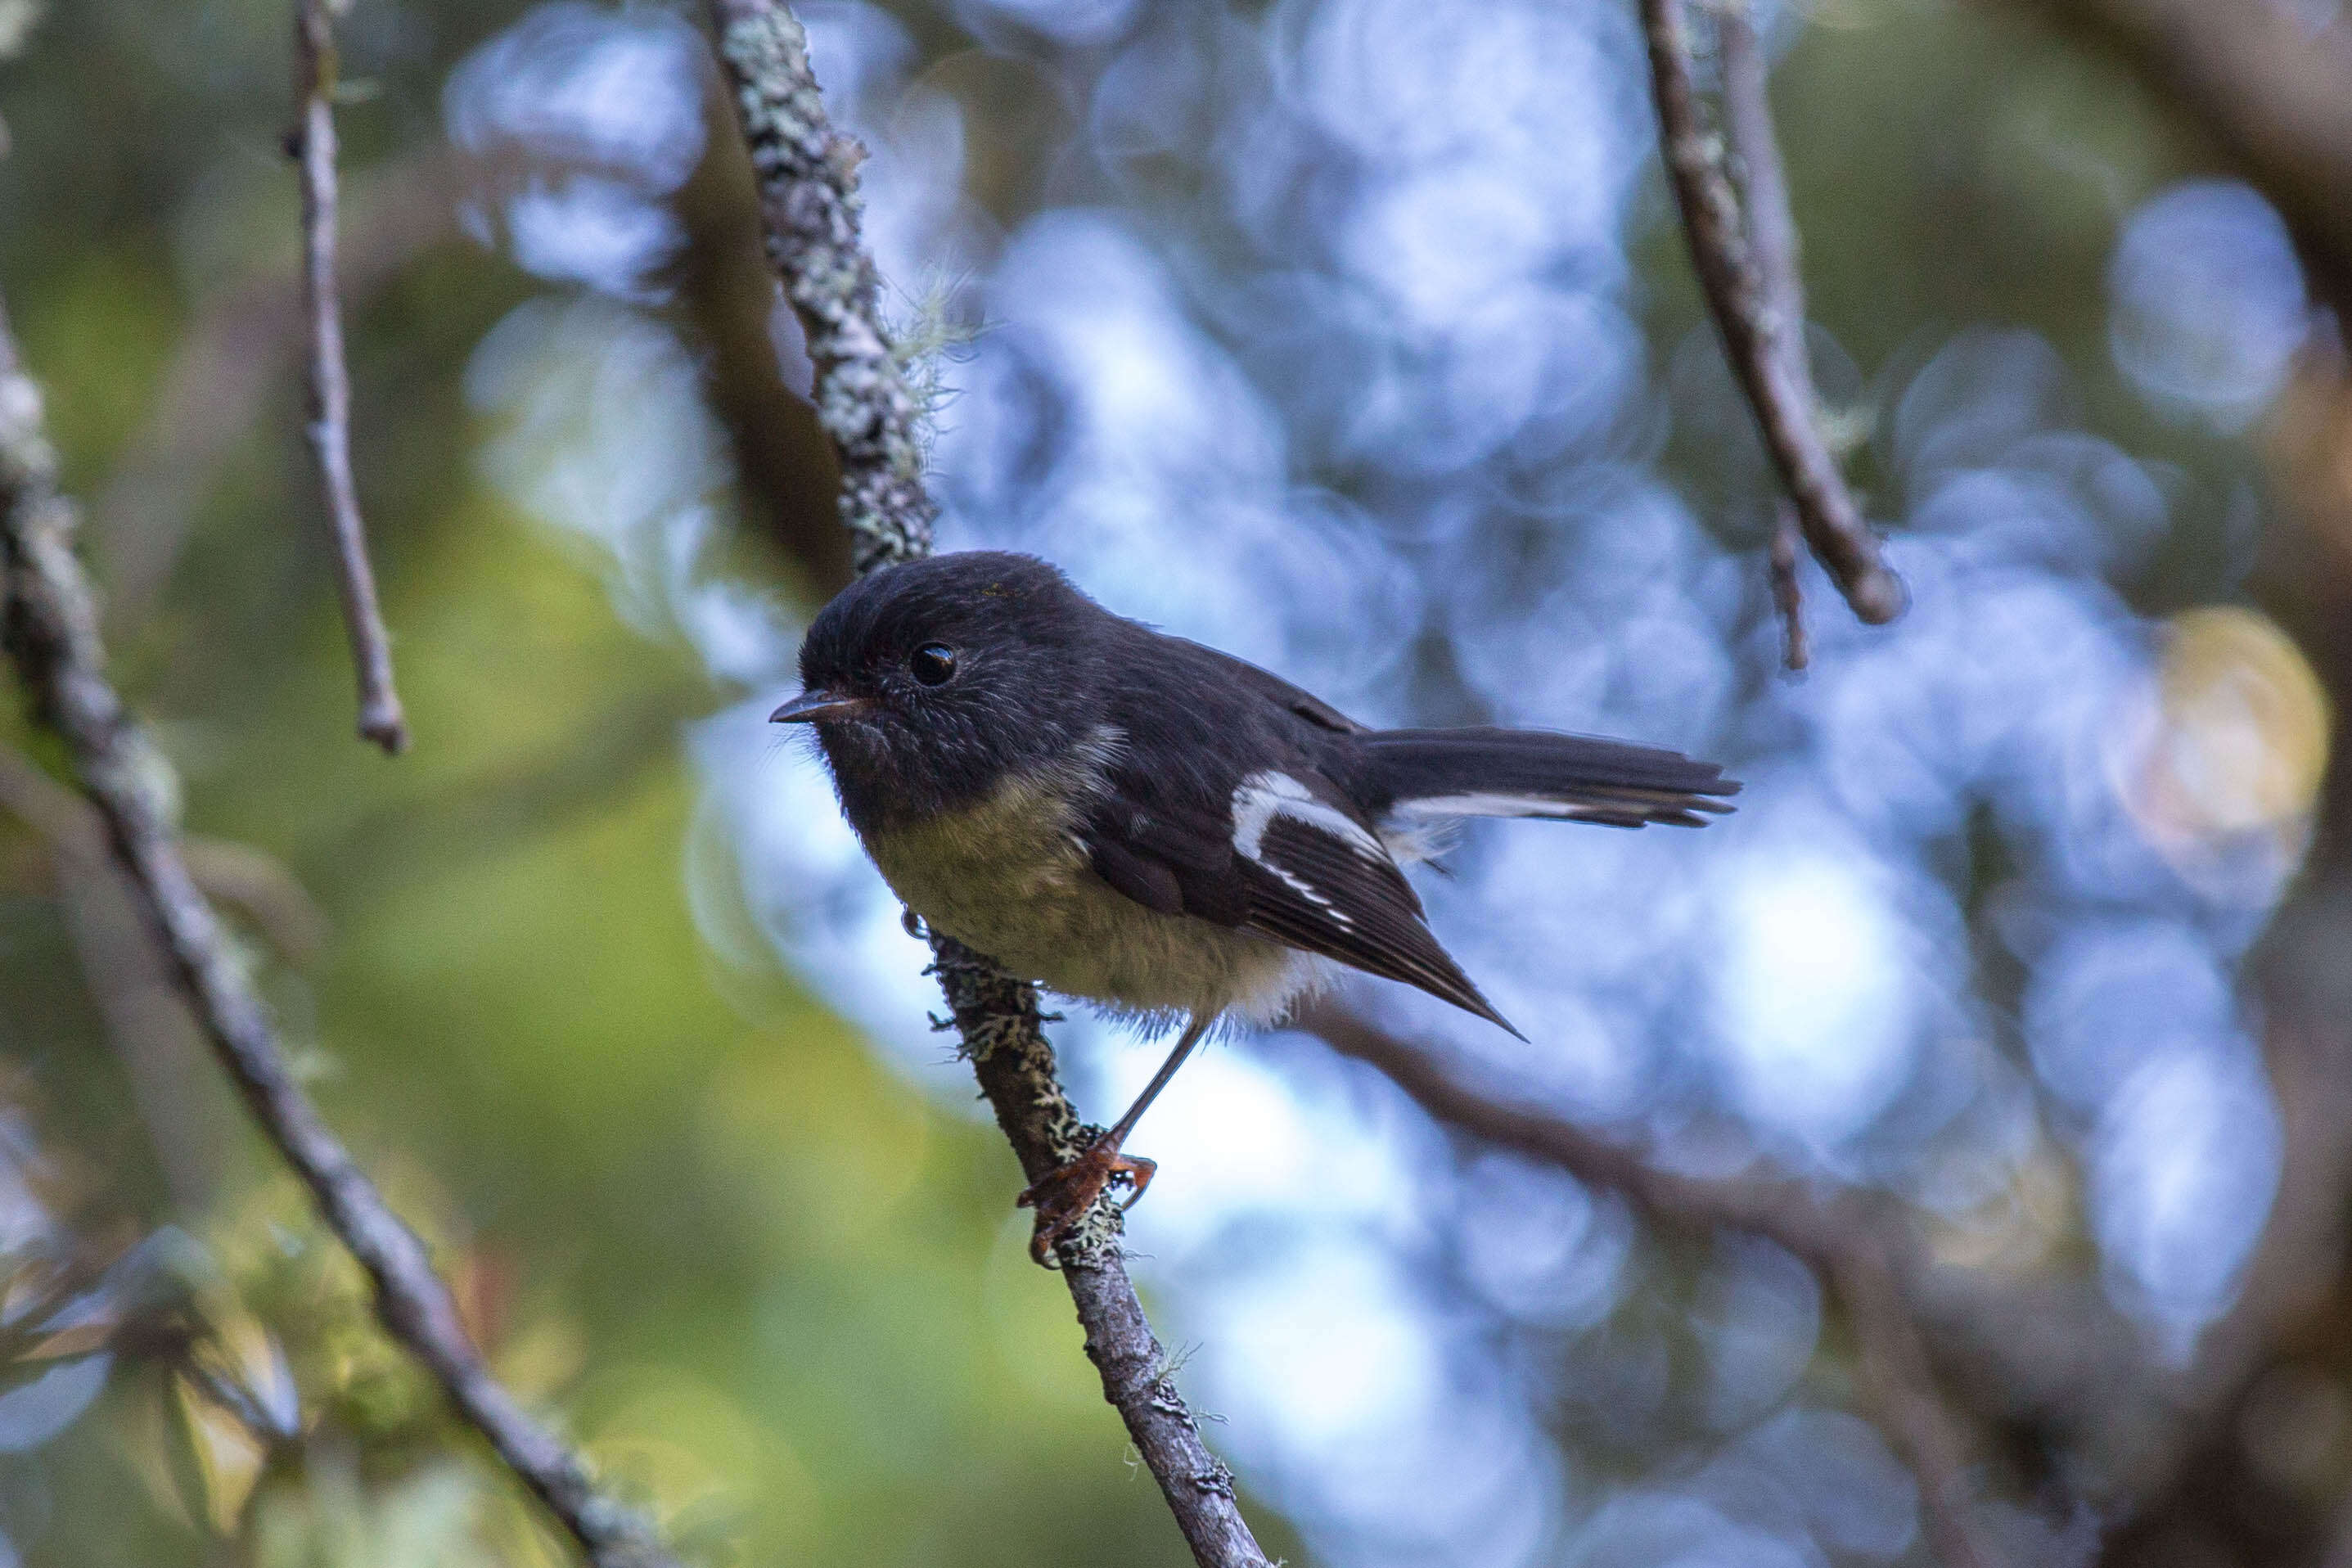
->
[1078,755,1520,1036]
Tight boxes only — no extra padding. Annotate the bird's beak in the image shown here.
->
[769,689,869,724]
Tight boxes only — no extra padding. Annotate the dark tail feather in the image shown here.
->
[1348,728,1740,830]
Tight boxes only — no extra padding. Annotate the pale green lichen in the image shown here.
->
[887,268,985,447]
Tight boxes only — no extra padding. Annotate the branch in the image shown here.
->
[933,943,1276,1566]
[705,0,934,574]
[1722,12,1815,673]
[701,6,1269,1562]
[0,299,678,1568]
[1305,1006,1999,1568]
[1767,502,1809,672]
[1641,0,1905,627]
[293,0,408,755]
[1718,9,1805,378]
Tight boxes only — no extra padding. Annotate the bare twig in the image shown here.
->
[293,0,407,755]
[1306,1006,1998,1568]
[2,748,329,964]
[1768,502,1809,672]
[701,5,1268,1562]
[0,299,677,1568]
[2,740,329,1207]
[1642,0,1904,627]
[1718,9,1805,378]
[1721,11,1818,672]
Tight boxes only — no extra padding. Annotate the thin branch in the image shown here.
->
[1768,501,1809,672]
[1641,0,1905,627]
[701,6,1269,1562]
[1718,7,1806,382]
[934,943,1276,1566]
[293,0,408,755]
[0,299,678,1568]
[1721,11,1816,673]
[1306,1006,1998,1568]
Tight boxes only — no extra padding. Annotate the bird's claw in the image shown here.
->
[1017,1139,1157,1263]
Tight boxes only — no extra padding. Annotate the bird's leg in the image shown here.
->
[1019,1012,1211,1262]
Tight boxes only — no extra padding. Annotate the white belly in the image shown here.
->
[863,770,1314,1024]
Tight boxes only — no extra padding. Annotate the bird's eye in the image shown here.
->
[910,643,957,686]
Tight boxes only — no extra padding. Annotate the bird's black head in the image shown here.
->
[777,552,1113,831]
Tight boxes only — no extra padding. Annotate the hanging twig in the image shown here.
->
[702,4,1268,1563]
[1721,10,1818,672]
[1768,501,1809,672]
[1719,6,1807,390]
[293,0,408,754]
[0,300,678,1568]
[1306,1006,1999,1568]
[1642,0,1904,628]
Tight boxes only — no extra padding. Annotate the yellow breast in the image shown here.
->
[862,768,1311,1022]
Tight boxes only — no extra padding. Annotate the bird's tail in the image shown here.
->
[1349,728,1740,830]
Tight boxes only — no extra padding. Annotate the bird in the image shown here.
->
[774,550,1738,1257]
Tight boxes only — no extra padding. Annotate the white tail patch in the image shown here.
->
[1386,791,1628,822]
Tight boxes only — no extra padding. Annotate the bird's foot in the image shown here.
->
[1017,1137,1157,1264]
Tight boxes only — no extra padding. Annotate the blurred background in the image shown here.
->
[3,0,2350,1563]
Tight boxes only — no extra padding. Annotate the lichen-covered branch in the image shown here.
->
[293,0,408,754]
[1307,1006,1998,1568]
[705,0,935,573]
[0,296,676,1568]
[1641,0,1905,628]
[932,942,1274,1567]
[703,6,1268,1564]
